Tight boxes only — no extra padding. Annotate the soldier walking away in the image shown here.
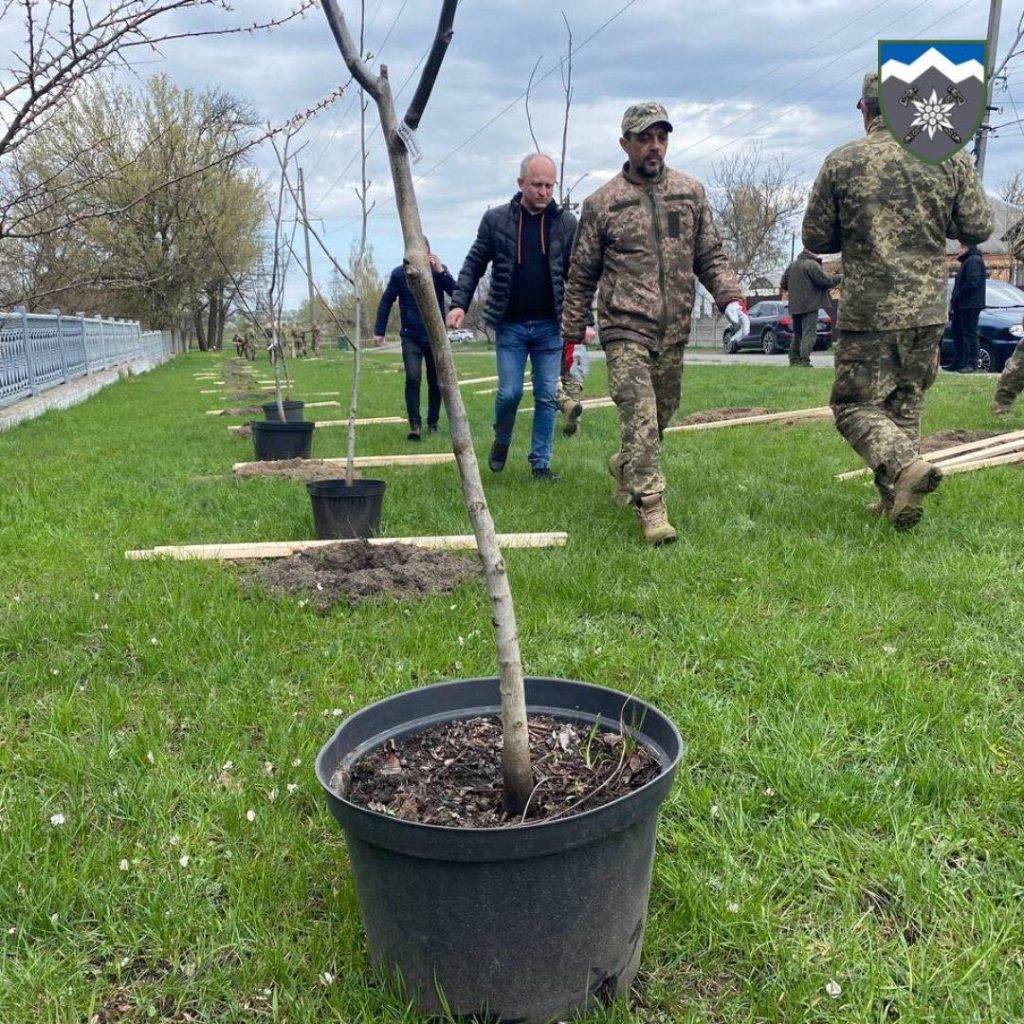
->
[561,102,749,544]
[993,333,1024,415]
[447,153,584,481]
[948,243,987,372]
[803,73,993,530]
[779,250,841,366]
[374,237,455,440]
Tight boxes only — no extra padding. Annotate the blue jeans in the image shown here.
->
[494,319,562,469]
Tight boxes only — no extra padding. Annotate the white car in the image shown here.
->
[447,329,474,343]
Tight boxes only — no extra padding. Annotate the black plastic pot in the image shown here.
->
[307,478,386,540]
[251,420,314,461]
[262,399,305,422]
[316,677,682,1023]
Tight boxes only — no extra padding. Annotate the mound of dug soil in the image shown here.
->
[920,429,1002,453]
[678,406,772,425]
[248,541,479,609]
[234,458,360,483]
[338,715,660,827]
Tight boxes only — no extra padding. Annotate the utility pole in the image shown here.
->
[974,0,1003,181]
[298,166,317,342]
[790,232,796,261]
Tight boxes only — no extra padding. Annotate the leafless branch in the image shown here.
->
[523,54,542,154]
[402,0,456,130]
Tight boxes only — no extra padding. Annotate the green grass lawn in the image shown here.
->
[2,349,1023,1023]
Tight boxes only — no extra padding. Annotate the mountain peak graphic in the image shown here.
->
[881,47,985,85]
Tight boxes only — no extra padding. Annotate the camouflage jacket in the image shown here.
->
[802,118,994,332]
[561,164,743,351]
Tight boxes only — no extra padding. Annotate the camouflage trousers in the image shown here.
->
[557,342,585,411]
[994,337,1024,408]
[831,324,942,501]
[606,339,685,498]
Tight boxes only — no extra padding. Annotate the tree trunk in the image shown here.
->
[194,307,208,351]
[379,71,532,812]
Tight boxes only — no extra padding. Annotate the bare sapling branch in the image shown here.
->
[318,0,534,813]
[524,55,542,154]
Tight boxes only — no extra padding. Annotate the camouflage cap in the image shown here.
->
[621,101,673,137]
[856,71,879,110]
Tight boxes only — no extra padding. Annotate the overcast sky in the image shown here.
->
[46,0,1024,304]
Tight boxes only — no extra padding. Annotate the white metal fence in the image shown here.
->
[0,308,174,409]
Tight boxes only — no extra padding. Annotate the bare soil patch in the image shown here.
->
[920,429,1002,453]
[247,541,478,610]
[211,405,262,417]
[338,715,660,827]
[678,406,772,425]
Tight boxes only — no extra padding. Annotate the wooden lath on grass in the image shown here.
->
[227,416,404,436]
[664,407,833,434]
[126,532,568,561]
[232,452,456,477]
[836,428,1024,480]
[206,401,341,416]
[458,375,499,386]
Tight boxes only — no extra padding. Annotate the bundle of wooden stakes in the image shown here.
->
[836,428,1024,481]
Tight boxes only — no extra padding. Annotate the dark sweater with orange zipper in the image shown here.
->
[451,193,578,327]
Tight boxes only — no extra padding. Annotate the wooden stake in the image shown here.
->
[227,416,404,437]
[836,427,1024,480]
[665,406,833,434]
[941,449,1024,475]
[126,531,568,561]
[475,382,532,396]
[934,435,1024,468]
[232,452,456,476]
[458,375,499,386]
[206,401,341,416]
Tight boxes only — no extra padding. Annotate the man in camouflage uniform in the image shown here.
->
[803,73,993,530]
[242,325,257,361]
[562,102,748,544]
[993,219,1024,415]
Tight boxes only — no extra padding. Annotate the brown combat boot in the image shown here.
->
[891,459,943,531]
[560,395,584,436]
[608,452,631,507]
[992,400,1013,417]
[635,493,677,546]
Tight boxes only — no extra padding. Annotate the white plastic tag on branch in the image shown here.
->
[396,123,423,163]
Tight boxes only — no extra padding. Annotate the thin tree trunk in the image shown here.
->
[321,0,533,814]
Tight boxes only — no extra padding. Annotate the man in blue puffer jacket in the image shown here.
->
[374,238,455,440]
[447,153,586,480]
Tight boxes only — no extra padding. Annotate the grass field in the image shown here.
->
[2,348,1023,1023]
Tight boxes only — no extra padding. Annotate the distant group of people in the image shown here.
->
[374,73,1001,542]
[231,323,322,363]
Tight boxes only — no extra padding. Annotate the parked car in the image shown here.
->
[723,301,832,355]
[941,278,1024,373]
[447,329,475,343]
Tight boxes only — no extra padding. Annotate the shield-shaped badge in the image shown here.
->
[878,41,987,163]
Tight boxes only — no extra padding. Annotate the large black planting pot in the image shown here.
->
[316,676,682,1023]
[251,420,314,461]
[262,399,305,422]
[307,478,387,540]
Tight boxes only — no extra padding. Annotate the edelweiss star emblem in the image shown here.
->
[909,89,956,139]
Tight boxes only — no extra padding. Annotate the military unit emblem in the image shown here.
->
[878,41,987,163]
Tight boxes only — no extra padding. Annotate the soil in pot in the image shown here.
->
[251,420,314,461]
[340,715,660,827]
[246,540,478,610]
[678,406,771,425]
[308,478,386,540]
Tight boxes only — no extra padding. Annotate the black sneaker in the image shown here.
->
[531,467,561,482]
[488,441,509,472]
[427,424,439,435]
[407,426,422,441]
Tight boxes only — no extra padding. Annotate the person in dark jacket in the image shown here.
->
[446,153,580,480]
[949,243,987,373]
[374,238,455,440]
[779,249,841,366]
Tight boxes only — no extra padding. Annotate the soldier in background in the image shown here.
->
[803,72,993,529]
[779,249,841,367]
[243,325,257,361]
[562,102,748,544]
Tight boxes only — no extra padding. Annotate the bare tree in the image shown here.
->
[320,0,533,813]
[523,56,542,153]
[710,144,806,286]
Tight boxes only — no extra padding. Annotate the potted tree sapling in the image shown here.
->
[313,3,682,1021]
